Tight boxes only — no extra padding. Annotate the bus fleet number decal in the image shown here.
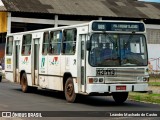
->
[96,68,116,76]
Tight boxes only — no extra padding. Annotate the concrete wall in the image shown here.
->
[146,24,160,73]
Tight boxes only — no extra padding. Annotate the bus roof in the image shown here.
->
[7,20,145,36]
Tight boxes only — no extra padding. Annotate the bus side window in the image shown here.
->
[6,36,13,56]
[49,30,62,55]
[21,34,32,56]
[42,32,49,55]
[62,29,77,55]
[27,46,31,55]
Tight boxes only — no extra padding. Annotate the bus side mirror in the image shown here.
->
[86,40,91,51]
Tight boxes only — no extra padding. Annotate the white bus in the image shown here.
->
[5,20,149,104]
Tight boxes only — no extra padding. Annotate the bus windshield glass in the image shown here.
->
[89,33,148,67]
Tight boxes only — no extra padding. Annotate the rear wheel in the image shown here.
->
[21,73,30,93]
[65,77,77,103]
[112,92,128,104]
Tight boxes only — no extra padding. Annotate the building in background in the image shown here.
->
[0,0,160,72]
[0,1,7,68]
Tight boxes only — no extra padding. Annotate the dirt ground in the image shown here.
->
[148,86,160,94]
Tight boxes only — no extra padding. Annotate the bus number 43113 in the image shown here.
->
[96,68,116,76]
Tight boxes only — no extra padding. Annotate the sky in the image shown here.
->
[139,0,160,3]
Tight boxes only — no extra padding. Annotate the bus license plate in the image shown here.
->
[116,86,126,90]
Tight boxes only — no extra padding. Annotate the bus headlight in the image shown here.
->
[99,78,104,83]
[94,78,98,83]
[88,77,104,83]
[137,77,149,82]
[143,77,149,82]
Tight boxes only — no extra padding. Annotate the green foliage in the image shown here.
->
[149,82,160,86]
[129,92,160,104]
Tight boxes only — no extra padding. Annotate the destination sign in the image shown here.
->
[92,22,145,32]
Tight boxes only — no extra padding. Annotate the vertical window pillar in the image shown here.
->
[98,17,102,20]
[54,15,58,27]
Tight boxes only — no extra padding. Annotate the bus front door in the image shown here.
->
[32,38,40,86]
[14,40,20,83]
[80,34,87,92]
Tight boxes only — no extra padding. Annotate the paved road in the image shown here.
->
[0,79,160,120]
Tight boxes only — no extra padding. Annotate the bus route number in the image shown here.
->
[96,68,116,76]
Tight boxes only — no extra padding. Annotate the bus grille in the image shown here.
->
[105,68,145,83]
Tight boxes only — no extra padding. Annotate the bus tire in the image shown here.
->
[65,77,76,103]
[21,73,29,93]
[0,76,2,82]
[112,92,128,104]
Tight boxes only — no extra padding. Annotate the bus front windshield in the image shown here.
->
[89,33,148,67]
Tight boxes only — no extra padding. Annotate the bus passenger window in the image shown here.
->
[6,36,13,56]
[49,31,62,55]
[21,34,32,56]
[28,46,31,54]
[42,32,49,55]
[62,29,77,55]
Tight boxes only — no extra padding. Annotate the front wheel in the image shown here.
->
[112,92,128,104]
[21,73,30,93]
[64,77,77,103]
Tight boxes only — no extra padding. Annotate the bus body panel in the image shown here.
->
[5,72,13,82]
[47,76,63,90]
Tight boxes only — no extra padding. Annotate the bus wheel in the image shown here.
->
[112,92,128,104]
[21,73,29,93]
[65,77,76,103]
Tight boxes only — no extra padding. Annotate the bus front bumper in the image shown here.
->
[86,83,148,94]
